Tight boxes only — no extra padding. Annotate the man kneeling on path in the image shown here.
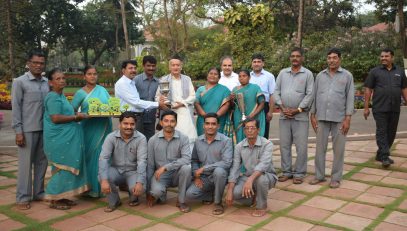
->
[186,113,233,215]
[146,110,192,213]
[225,118,277,217]
[98,112,147,212]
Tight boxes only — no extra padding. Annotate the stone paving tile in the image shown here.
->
[143,223,186,231]
[80,207,127,223]
[325,212,372,231]
[0,213,8,221]
[309,225,338,231]
[0,193,15,205]
[322,187,362,200]
[82,225,116,231]
[12,201,50,215]
[381,176,407,186]
[392,150,407,157]
[103,214,151,231]
[340,180,371,191]
[399,199,407,210]
[1,166,18,172]
[286,182,322,193]
[0,155,17,162]
[359,167,391,176]
[367,186,404,198]
[350,151,375,159]
[275,179,294,188]
[0,178,17,186]
[374,222,407,231]
[68,200,97,212]
[266,199,292,212]
[303,196,347,211]
[351,172,385,182]
[339,202,384,219]
[0,218,26,231]
[224,208,271,226]
[27,207,68,222]
[268,190,306,203]
[138,204,181,218]
[51,216,97,231]
[386,157,407,167]
[288,205,333,222]
[262,217,314,231]
[199,219,250,231]
[388,171,407,179]
[343,164,356,171]
[344,156,370,164]
[385,211,407,227]
[356,192,396,206]
[171,211,218,229]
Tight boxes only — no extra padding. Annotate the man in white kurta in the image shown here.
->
[156,57,197,148]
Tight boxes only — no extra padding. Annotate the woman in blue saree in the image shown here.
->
[195,67,231,136]
[44,68,89,209]
[71,65,112,197]
[232,70,265,143]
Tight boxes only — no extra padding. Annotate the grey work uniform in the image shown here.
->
[147,130,191,203]
[11,72,49,203]
[186,133,233,204]
[134,73,159,140]
[274,66,314,178]
[310,67,354,182]
[228,136,277,209]
[99,130,147,207]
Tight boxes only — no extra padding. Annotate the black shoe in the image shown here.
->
[382,158,391,168]
[388,157,394,164]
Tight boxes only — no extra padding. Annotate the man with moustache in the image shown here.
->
[219,56,240,91]
[186,113,233,215]
[98,112,147,212]
[225,118,277,217]
[134,56,160,140]
[115,60,167,120]
[12,49,49,210]
[274,47,314,184]
[155,56,197,148]
[364,48,407,168]
[146,110,192,213]
[309,48,354,188]
[250,53,275,139]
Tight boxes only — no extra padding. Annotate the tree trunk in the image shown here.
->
[296,0,305,48]
[83,47,89,65]
[397,0,407,58]
[6,0,16,79]
[120,0,131,59]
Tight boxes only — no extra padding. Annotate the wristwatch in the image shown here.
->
[297,107,303,113]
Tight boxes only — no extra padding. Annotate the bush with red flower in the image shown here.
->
[0,83,12,110]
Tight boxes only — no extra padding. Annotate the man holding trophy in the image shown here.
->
[155,55,197,149]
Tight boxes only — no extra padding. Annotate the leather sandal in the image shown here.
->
[252,208,267,217]
[212,204,224,215]
[104,202,122,213]
[49,202,71,210]
[176,202,191,213]
[278,175,293,182]
[309,178,326,185]
[16,202,31,210]
[293,177,304,184]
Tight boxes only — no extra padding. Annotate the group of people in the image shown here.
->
[10,46,407,218]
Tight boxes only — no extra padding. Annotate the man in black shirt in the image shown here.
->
[364,48,407,168]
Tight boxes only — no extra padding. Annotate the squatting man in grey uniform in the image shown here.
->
[98,112,147,212]
[146,110,192,213]
[309,48,354,189]
[186,113,233,215]
[225,118,277,217]
[274,47,314,184]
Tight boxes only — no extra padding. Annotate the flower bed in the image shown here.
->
[0,83,11,110]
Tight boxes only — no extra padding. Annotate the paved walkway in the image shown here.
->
[1,138,407,231]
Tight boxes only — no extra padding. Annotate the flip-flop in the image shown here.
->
[60,199,77,206]
[49,203,71,210]
[16,202,31,210]
[212,204,224,215]
[202,200,213,205]
[104,202,122,213]
[128,200,140,206]
[252,208,267,217]
[176,203,191,213]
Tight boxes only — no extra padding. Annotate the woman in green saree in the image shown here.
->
[195,67,231,136]
[43,68,89,209]
[232,69,265,143]
[72,66,112,197]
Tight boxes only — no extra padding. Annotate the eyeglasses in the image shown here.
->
[244,126,258,131]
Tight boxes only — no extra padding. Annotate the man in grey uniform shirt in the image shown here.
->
[225,118,277,217]
[309,48,354,188]
[274,47,314,184]
[134,55,160,140]
[146,110,192,213]
[99,112,147,212]
[186,113,233,215]
[12,49,49,210]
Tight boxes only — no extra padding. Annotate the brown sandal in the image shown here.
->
[104,202,121,213]
[252,208,267,217]
[16,202,31,210]
[177,203,191,213]
[293,177,304,184]
[49,202,71,210]
[212,204,224,215]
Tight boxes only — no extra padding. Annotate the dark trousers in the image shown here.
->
[263,103,270,139]
[136,113,156,141]
[373,111,400,160]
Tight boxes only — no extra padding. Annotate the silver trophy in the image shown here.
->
[159,81,171,107]
[236,93,247,121]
